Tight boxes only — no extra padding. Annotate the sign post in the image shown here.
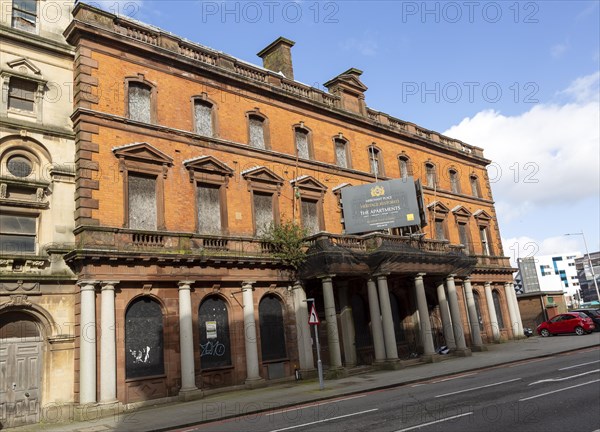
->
[306,298,324,390]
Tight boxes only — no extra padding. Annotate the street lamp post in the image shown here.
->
[565,231,600,304]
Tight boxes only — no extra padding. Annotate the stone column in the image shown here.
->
[509,285,524,337]
[446,275,470,355]
[504,282,521,338]
[376,275,398,361]
[414,274,436,357]
[463,277,485,350]
[321,276,342,368]
[367,278,386,362]
[435,281,455,349]
[79,281,97,404]
[242,282,263,384]
[292,282,315,372]
[484,282,501,342]
[337,282,357,367]
[100,281,118,403]
[178,281,198,393]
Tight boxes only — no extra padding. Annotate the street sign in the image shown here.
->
[308,303,320,325]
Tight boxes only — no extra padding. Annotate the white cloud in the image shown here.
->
[551,42,569,58]
[502,235,583,266]
[444,72,600,226]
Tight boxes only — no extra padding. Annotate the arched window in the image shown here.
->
[473,291,484,330]
[125,297,164,379]
[470,175,481,198]
[398,155,412,180]
[194,99,215,137]
[0,311,41,340]
[198,297,231,369]
[425,162,437,188]
[492,290,505,329]
[294,126,312,160]
[449,169,460,194]
[334,137,350,168]
[259,295,287,361]
[127,81,153,123]
[368,145,383,176]
[247,111,270,150]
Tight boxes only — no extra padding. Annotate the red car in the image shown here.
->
[537,312,595,337]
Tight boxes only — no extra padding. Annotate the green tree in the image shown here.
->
[260,220,309,272]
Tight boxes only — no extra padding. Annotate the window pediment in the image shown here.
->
[242,166,284,185]
[427,200,449,214]
[184,155,233,184]
[113,142,173,166]
[451,205,472,218]
[290,175,327,193]
[7,58,42,76]
[473,209,492,221]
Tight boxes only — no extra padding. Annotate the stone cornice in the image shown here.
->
[0,25,74,58]
[0,116,75,139]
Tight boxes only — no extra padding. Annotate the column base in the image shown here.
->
[381,359,404,370]
[179,388,203,401]
[421,353,443,363]
[299,368,318,380]
[74,402,121,422]
[245,377,267,389]
[470,345,488,352]
[325,367,347,380]
[452,348,472,357]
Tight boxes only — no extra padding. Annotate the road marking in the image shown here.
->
[268,408,378,432]
[265,394,366,416]
[432,372,478,383]
[435,378,521,398]
[529,368,599,385]
[411,383,425,387]
[508,358,546,368]
[519,378,600,401]
[559,360,600,370]
[394,412,474,432]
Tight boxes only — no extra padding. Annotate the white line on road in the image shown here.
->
[268,408,378,432]
[394,412,474,432]
[265,394,366,416]
[528,368,599,385]
[559,360,600,370]
[432,372,478,383]
[508,358,546,368]
[435,378,521,398]
[519,378,600,401]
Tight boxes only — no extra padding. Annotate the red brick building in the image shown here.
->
[63,3,522,409]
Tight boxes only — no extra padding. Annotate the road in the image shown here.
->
[177,346,600,432]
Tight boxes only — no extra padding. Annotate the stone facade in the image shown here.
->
[0,0,77,428]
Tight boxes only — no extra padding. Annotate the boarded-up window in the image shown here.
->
[426,164,436,188]
[8,78,36,112]
[295,129,310,159]
[458,222,470,250]
[449,170,460,194]
[249,116,265,149]
[473,291,484,330]
[253,193,273,235]
[197,184,221,234]
[399,157,410,180]
[368,147,381,176]
[492,290,505,329]
[335,139,348,168]
[125,297,164,379]
[128,82,151,123]
[199,297,231,369]
[259,295,287,361]
[194,100,213,137]
[128,173,157,230]
[479,226,490,256]
[470,176,480,198]
[12,0,37,32]
[301,199,319,235]
[434,219,445,240]
[0,214,36,254]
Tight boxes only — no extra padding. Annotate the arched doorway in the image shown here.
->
[0,311,43,428]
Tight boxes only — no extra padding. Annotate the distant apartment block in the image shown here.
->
[574,251,600,303]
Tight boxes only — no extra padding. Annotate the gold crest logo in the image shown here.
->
[371,185,385,197]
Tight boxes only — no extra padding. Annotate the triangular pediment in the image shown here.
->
[112,142,173,165]
[242,166,284,185]
[184,155,233,176]
[290,175,327,192]
[324,68,368,94]
[427,200,449,213]
[7,58,41,75]
[473,209,492,220]
[451,205,472,217]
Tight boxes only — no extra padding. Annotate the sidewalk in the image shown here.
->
[13,334,600,432]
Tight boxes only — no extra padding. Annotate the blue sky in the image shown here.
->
[96,0,600,260]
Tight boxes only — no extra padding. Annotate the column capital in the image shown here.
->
[374,273,390,280]
[463,275,472,281]
[77,280,98,290]
[446,274,457,281]
[242,281,256,290]
[101,281,119,290]
[178,281,195,289]
[317,274,336,282]
[484,281,492,288]
[415,273,426,281]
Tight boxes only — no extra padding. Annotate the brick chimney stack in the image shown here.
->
[257,37,295,80]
